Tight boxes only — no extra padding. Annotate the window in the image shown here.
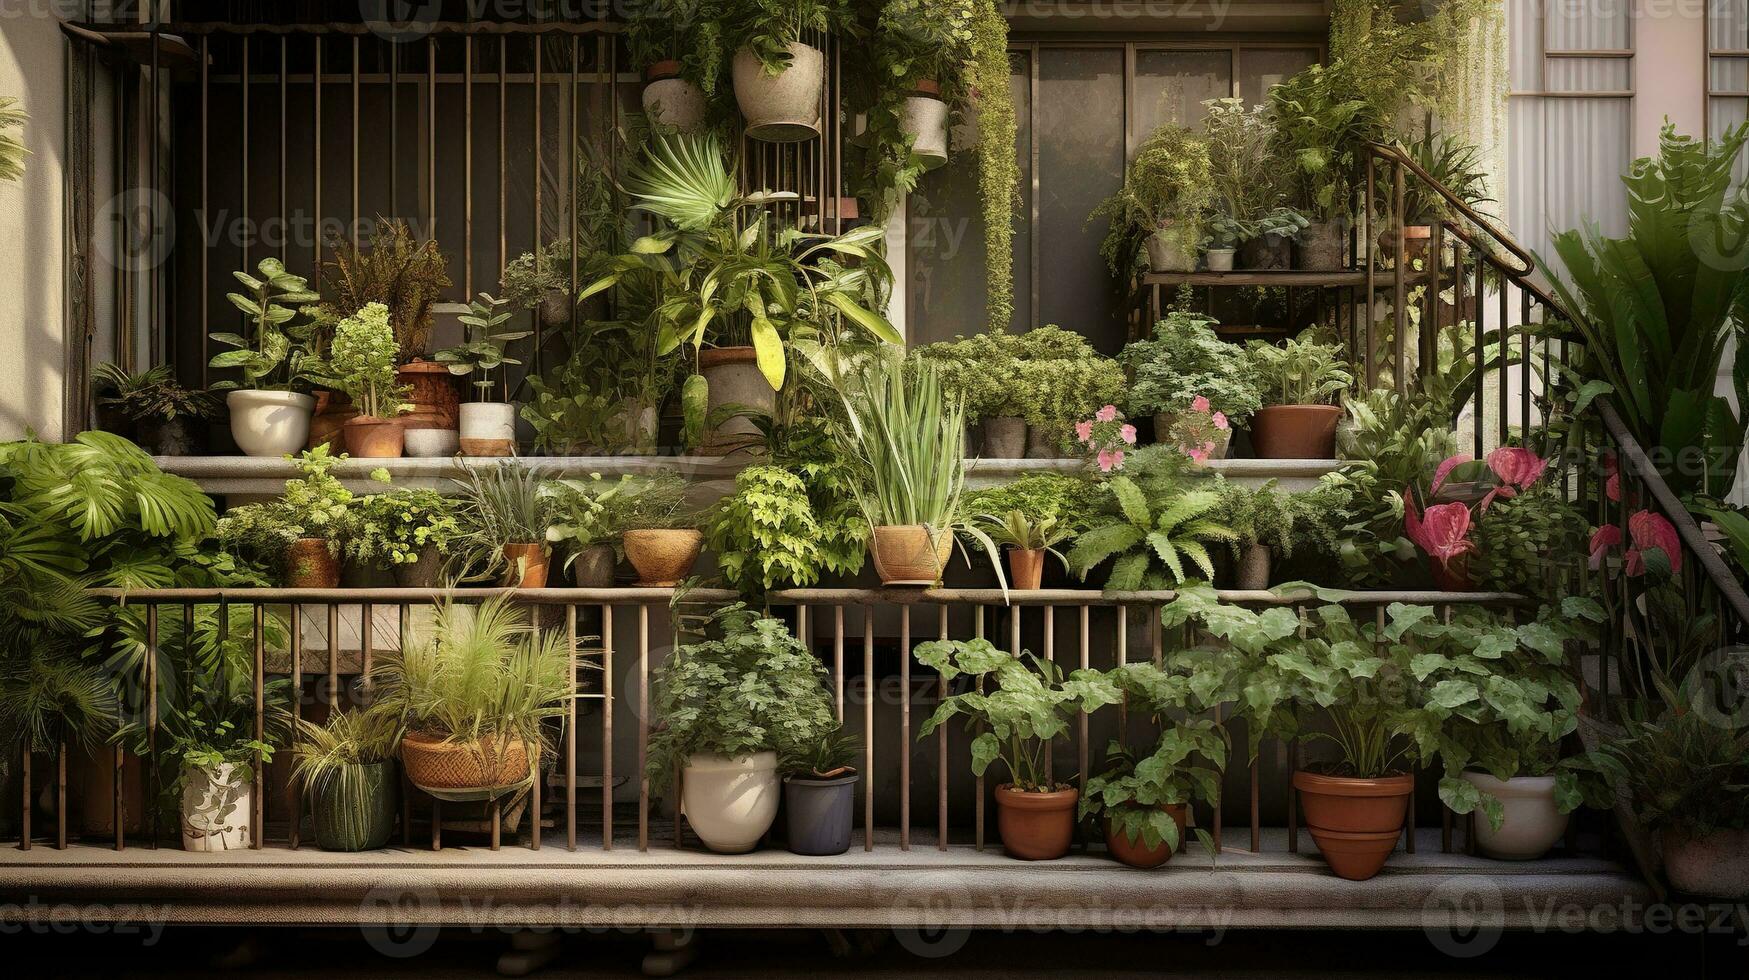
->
[1711,0,1749,186]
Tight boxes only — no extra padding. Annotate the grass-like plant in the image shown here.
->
[450,462,550,579]
[289,707,402,837]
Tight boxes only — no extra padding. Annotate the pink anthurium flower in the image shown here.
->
[1487,446,1548,489]
[1627,510,1682,575]
[1429,454,1473,498]
[1405,499,1476,566]
[1588,524,1621,570]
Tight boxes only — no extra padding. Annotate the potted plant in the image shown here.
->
[207,258,323,457]
[451,461,551,588]
[707,464,857,594]
[215,446,357,588]
[371,594,573,796]
[1201,96,1308,270]
[1009,327,1128,458]
[1080,663,1225,868]
[1119,311,1262,447]
[968,510,1072,591]
[1091,123,1213,275]
[499,241,576,331]
[1244,335,1353,459]
[580,134,898,454]
[290,708,401,852]
[616,472,705,587]
[1265,60,1389,270]
[911,332,1026,458]
[321,301,411,458]
[346,487,461,589]
[727,0,853,141]
[167,672,288,852]
[826,355,1004,588]
[542,473,635,588]
[1402,446,1553,592]
[1378,132,1494,261]
[626,0,723,132]
[873,0,973,172]
[90,363,219,456]
[433,293,530,457]
[916,638,1121,860]
[1209,480,1297,590]
[648,605,838,853]
[782,728,860,856]
[1067,480,1236,590]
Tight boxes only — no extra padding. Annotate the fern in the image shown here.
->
[1068,477,1235,590]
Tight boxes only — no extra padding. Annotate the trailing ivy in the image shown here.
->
[969,0,1016,329]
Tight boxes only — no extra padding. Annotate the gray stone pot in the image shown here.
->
[1662,827,1749,898]
[570,543,616,588]
[981,416,1027,459]
[1236,543,1271,590]
[733,43,824,143]
[1025,424,1073,459]
[538,289,572,330]
[900,93,949,171]
[698,347,775,455]
[784,772,858,856]
[1296,221,1347,270]
[393,546,446,589]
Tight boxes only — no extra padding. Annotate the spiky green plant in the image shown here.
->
[290,707,402,843]
[1067,479,1236,590]
[449,461,551,580]
[0,653,118,752]
[0,96,27,183]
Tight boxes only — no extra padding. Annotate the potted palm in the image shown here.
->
[917,639,1121,860]
[290,709,401,852]
[626,0,722,132]
[433,293,530,457]
[1244,336,1353,459]
[207,258,323,457]
[451,461,551,588]
[648,606,838,853]
[783,729,860,856]
[1091,123,1213,275]
[322,302,412,458]
[969,510,1071,591]
[371,595,573,796]
[727,0,853,141]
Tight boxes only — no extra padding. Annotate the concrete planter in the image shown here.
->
[393,545,446,589]
[643,75,708,133]
[683,751,780,854]
[733,43,823,142]
[403,427,459,457]
[980,416,1027,459]
[568,543,617,588]
[1145,230,1196,273]
[1662,827,1749,898]
[459,402,517,456]
[180,762,252,852]
[1460,772,1568,861]
[1239,234,1293,270]
[900,90,949,171]
[1204,247,1236,272]
[1296,220,1347,270]
[1235,542,1271,590]
[783,772,858,856]
[227,389,315,457]
[698,346,775,455]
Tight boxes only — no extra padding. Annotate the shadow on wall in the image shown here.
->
[0,15,66,442]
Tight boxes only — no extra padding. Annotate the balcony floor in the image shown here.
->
[0,829,1647,930]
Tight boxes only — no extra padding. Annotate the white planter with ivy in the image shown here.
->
[209,258,323,457]
[180,762,253,852]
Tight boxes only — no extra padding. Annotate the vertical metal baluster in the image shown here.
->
[1078,606,1090,801]
[863,607,874,852]
[899,605,910,851]
[1392,162,1406,392]
[200,35,210,387]
[313,34,322,275]
[1288,605,1306,854]
[56,741,67,850]
[360,601,373,707]
[327,602,339,713]
[1521,290,1533,438]
[602,603,613,851]
[566,602,579,851]
[400,603,411,847]
[148,603,160,848]
[1441,604,1454,854]
[427,34,436,235]
[252,604,264,849]
[463,34,473,298]
[18,740,30,850]
[351,36,360,246]
[637,604,649,852]
[1473,248,1485,453]
[937,604,948,851]
[289,603,302,849]
[974,606,985,851]
[1498,273,1509,447]
[833,606,845,721]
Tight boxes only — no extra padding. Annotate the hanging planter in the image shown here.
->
[900,80,950,172]
[733,42,823,143]
[642,60,708,133]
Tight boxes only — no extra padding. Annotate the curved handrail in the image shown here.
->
[1365,141,1539,281]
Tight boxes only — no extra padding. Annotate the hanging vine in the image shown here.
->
[970,0,1016,330]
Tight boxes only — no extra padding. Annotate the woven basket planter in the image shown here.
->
[400,732,530,792]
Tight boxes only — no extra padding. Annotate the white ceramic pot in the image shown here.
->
[459,402,517,457]
[643,77,708,133]
[403,427,460,458]
[900,93,950,171]
[227,389,315,458]
[682,751,780,854]
[1145,230,1196,273]
[733,43,823,143]
[180,762,253,852]
[1461,772,1568,861]
[1205,247,1236,272]
[1662,827,1749,898]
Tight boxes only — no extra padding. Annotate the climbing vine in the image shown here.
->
[970,0,1016,330]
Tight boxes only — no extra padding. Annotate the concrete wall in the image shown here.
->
[0,13,67,442]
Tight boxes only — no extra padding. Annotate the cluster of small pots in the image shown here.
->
[679,751,859,858]
[1146,221,1348,275]
[282,529,706,593]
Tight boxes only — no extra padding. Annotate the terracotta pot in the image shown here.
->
[981,416,1027,459]
[993,784,1078,860]
[1250,404,1343,459]
[396,360,460,431]
[1008,548,1046,591]
[285,538,339,588]
[1375,223,1433,261]
[501,542,549,588]
[645,59,682,82]
[1239,234,1293,270]
[569,543,617,589]
[623,529,704,586]
[342,415,405,458]
[870,525,953,586]
[1293,770,1413,880]
[697,346,775,455]
[1662,827,1749,898]
[400,731,529,792]
[1103,804,1187,869]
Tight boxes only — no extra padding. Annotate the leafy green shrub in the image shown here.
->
[962,475,1101,533]
[216,446,363,568]
[1209,480,1296,558]
[345,488,460,570]
[1246,334,1353,406]
[1469,483,1587,599]
[912,327,1125,427]
[708,465,830,593]
[1120,312,1261,424]
[1080,662,1226,854]
[1067,478,1236,589]
[324,302,409,419]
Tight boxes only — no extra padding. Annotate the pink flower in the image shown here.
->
[1097,449,1125,472]
[1487,447,1547,489]
[1211,411,1228,431]
[1185,446,1209,465]
[1096,404,1119,423]
[1075,420,1094,443]
[1119,424,1137,445]
[1588,525,1621,571]
[1429,454,1472,498]
[1627,510,1682,575]
[1190,395,1211,414]
[1405,498,1476,565]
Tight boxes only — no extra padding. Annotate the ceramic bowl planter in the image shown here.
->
[870,525,953,586]
[995,784,1078,860]
[342,416,405,458]
[1204,247,1236,272]
[981,416,1027,459]
[900,81,949,172]
[733,43,824,142]
[1239,233,1293,270]
[569,543,617,589]
[404,427,460,458]
[1293,770,1413,880]
[1661,828,1749,898]
[1296,221,1347,271]
[228,389,315,457]
[459,402,517,457]
[1145,229,1196,273]
[1250,404,1343,458]
[1459,772,1567,861]
[1103,803,1187,869]
[1008,548,1046,590]
[311,761,398,852]
[643,61,708,133]
[400,732,529,792]
[501,543,549,589]
[180,762,253,852]
[285,538,340,588]
[397,360,460,456]
[698,347,775,455]
[623,529,704,586]
[783,771,858,856]
[684,751,780,854]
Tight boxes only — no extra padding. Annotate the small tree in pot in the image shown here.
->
[917,638,1121,860]
[207,258,324,457]
[648,605,838,853]
[1244,335,1353,459]
[322,302,412,458]
[433,292,530,457]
